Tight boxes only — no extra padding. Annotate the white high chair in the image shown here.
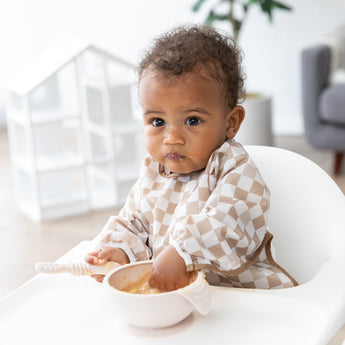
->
[245,145,345,344]
[1,146,344,345]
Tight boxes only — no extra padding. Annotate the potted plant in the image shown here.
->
[192,0,292,42]
[192,0,292,146]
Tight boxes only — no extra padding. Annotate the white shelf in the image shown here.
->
[17,201,40,222]
[89,187,116,210]
[81,76,134,90]
[13,152,84,173]
[87,164,111,181]
[37,152,84,172]
[6,42,141,222]
[85,121,142,136]
[87,156,112,165]
[87,161,140,183]
[112,121,142,134]
[7,108,80,126]
[84,122,107,136]
[18,195,89,222]
[40,190,87,208]
[116,162,141,182]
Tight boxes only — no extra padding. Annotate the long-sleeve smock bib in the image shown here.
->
[95,140,298,289]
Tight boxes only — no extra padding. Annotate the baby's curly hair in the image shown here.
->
[138,25,245,109]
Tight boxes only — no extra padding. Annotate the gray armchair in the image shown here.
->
[301,44,345,174]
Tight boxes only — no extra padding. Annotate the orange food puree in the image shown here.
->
[121,271,197,294]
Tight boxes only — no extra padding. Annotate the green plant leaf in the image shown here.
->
[261,0,273,21]
[255,0,292,22]
[272,1,292,11]
[248,0,292,13]
[192,0,207,12]
[214,14,231,21]
[204,10,216,26]
[204,10,230,26]
[191,0,292,40]
[234,19,243,33]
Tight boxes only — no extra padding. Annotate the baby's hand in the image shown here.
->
[149,245,189,291]
[85,247,129,283]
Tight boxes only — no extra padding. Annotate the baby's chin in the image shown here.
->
[163,162,206,175]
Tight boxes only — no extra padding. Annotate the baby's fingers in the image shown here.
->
[149,270,174,291]
[85,250,101,265]
[97,247,116,264]
[148,273,156,289]
[85,248,114,265]
[91,274,105,283]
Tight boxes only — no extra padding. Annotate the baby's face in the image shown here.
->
[139,69,244,174]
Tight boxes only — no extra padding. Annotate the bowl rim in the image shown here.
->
[103,260,205,297]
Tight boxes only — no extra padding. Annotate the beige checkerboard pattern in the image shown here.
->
[96,140,298,289]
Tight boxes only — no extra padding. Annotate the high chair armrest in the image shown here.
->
[265,259,345,344]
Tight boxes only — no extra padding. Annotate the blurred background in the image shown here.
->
[2,0,345,133]
[0,0,344,307]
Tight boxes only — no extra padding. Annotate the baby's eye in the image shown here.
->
[185,117,202,126]
[152,118,166,127]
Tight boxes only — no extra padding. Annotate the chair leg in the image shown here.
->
[334,152,344,175]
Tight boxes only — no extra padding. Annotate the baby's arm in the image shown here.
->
[149,245,189,291]
[85,247,129,282]
[168,150,271,276]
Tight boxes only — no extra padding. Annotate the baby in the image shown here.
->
[85,25,298,291]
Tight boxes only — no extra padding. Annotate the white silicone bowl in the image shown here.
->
[103,260,211,328]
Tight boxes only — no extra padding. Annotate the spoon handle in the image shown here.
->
[35,261,120,276]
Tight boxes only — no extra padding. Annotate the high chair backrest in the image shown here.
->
[245,145,345,283]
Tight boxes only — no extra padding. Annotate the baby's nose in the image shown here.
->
[163,126,185,145]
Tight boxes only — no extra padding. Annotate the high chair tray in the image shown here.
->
[0,241,331,345]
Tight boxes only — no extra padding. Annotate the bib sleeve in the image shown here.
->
[169,148,271,276]
[93,180,151,263]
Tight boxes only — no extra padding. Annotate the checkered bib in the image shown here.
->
[95,140,298,289]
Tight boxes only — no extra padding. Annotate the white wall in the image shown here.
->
[1,0,345,134]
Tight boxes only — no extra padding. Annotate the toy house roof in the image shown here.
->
[6,37,135,95]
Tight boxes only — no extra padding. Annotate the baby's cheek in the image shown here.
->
[146,142,162,161]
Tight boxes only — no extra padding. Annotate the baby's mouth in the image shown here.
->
[166,152,185,161]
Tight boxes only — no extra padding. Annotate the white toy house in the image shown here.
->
[6,38,145,222]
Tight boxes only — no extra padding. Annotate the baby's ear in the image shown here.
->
[226,105,245,139]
